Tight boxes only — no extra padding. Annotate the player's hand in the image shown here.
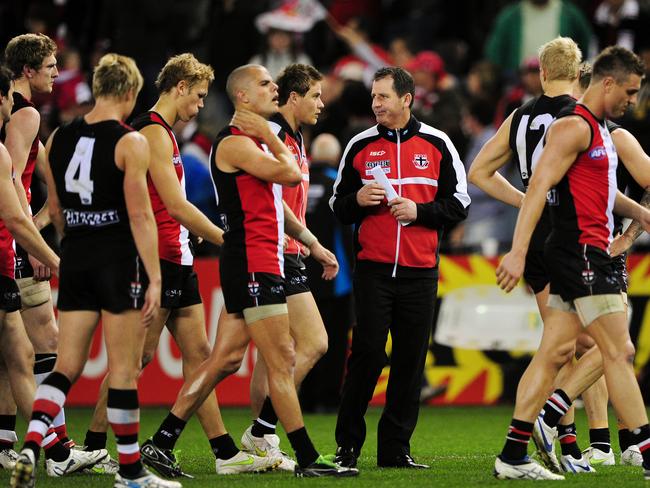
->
[309,241,339,280]
[28,254,51,281]
[231,109,271,140]
[388,196,417,223]
[610,233,632,257]
[496,249,525,293]
[356,183,385,207]
[141,281,161,327]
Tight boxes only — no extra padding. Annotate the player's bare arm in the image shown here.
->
[218,109,301,185]
[0,143,58,272]
[31,141,51,231]
[43,130,65,237]
[497,116,589,292]
[468,112,525,208]
[141,124,223,246]
[117,131,161,326]
[282,201,339,280]
[4,106,39,215]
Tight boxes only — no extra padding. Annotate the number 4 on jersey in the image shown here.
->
[65,136,95,205]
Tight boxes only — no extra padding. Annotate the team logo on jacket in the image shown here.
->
[588,146,607,160]
[581,269,595,286]
[248,280,260,297]
[413,154,429,169]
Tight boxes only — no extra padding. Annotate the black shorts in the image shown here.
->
[523,248,549,294]
[545,241,621,302]
[284,253,310,296]
[160,259,202,309]
[0,275,21,312]
[57,249,149,313]
[612,252,628,293]
[220,257,286,314]
[14,244,33,279]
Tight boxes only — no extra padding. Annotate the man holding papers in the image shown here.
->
[329,66,470,469]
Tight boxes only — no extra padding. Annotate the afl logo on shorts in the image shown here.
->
[248,280,260,297]
[588,146,607,160]
[581,269,595,286]
[129,281,143,299]
[413,154,429,169]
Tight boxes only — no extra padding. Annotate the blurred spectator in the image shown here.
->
[50,46,92,124]
[406,50,466,151]
[300,133,354,413]
[388,36,416,68]
[450,97,517,252]
[330,16,393,87]
[485,0,592,74]
[591,0,650,54]
[466,60,503,104]
[494,56,543,125]
[250,0,328,78]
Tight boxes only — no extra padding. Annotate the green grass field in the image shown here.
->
[1,406,648,487]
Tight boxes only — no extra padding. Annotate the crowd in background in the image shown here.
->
[2,0,650,255]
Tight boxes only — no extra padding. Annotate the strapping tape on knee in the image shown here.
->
[16,277,50,308]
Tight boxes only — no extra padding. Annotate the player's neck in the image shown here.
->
[84,98,129,123]
[543,80,574,98]
[13,78,32,101]
[151,97,177,126]
[580,88,605,119]
[278,106,298,133]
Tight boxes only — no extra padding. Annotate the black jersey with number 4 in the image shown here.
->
[509,94,576,250]
[49,117,135,249]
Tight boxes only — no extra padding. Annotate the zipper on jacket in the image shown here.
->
[392,130,402,278]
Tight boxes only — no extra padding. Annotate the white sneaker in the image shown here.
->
[241,425,296,472]
[10,449,36,488]
[621,445,643,466]
[494,456,565,480]
[0,448,20,469]
[114,469,182,488]
[85,454,119,474]
[215,450,281,474]
[46,448,109,477]
[582,446,615,466]
[531,415,561,473]
[559,454,596,473]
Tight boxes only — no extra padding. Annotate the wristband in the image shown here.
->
[297,228,318,247]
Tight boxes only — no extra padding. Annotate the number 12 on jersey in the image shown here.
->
[65,136,95,205]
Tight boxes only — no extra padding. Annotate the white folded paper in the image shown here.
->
[369,165,409,226]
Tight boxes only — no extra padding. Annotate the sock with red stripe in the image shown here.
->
[558,423,581,458]
[42,428,70,462]
[108,388,143,478]
[630,424,650,468]
[251,397,277,437]
[22,372,71,461]
[0,415,17,449]
[541,389,571,428]
[34,354,72,447]
[500,418,533,462]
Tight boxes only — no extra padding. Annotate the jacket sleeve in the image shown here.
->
[414,134,471,229]
[329,140,367,225]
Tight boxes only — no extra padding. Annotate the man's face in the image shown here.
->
[178,79,209,122]
[0,82,15,123]
[30,53,58,94]
[245,67,279,118]
[371,76,409,128]
[604,73,642,118]
[293,81,324,126]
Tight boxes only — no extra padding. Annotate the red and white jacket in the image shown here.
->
[330,115,470,277]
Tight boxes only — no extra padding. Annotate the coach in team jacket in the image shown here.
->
[330,67,470,468]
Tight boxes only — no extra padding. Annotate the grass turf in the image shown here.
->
[0,406,647,487]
